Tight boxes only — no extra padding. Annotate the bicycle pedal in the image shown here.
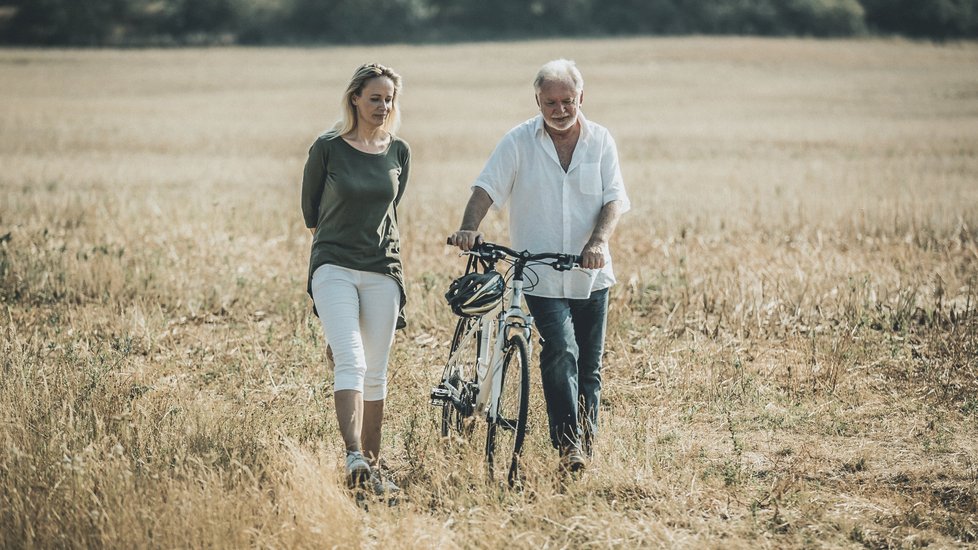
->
[429,386,451,406]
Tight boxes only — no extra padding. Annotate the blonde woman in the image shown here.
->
[301,63,410,495]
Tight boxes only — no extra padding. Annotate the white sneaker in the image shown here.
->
[368,469,400,497]
[345,451,371,488]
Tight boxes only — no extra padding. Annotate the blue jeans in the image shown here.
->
[524,287,609,453]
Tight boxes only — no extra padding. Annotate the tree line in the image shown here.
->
[1,0,976,46]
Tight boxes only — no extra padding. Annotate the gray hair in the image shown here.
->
[533,59,584,93]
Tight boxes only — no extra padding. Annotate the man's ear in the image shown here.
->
[579,91,585,107]
[534,93,540,108]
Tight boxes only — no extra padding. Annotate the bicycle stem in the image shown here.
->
[510,277,524,311]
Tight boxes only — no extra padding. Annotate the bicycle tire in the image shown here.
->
[485,333,530,487]
[441,316,479,437]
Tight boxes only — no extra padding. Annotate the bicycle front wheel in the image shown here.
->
[485,333,530,487]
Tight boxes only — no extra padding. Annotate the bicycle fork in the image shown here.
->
[478,313,533,422]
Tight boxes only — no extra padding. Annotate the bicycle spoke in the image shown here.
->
[485,335,529,487]
[437,317,481,438]
[436,242,578,488]
[496,417,518,431]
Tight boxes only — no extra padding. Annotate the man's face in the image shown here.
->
[536,79,583,133]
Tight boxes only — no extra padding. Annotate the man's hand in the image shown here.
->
[579,200,622,269]
[448,188,493,251]
[580,240,606,269]
[448,230,484,251]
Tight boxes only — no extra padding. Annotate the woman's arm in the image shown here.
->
[394,141,410,207]
[301,138,328,230]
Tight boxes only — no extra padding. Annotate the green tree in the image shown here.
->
[123,0,238,38]
[1,0,129,45]
[590,0,683,34]
[286,0,422,43]
[862,0,978,38]
[782,0,866,36]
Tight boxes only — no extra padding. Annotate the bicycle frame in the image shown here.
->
[432,241,583,484]
[435,240,580,428]
[477,278,533,418]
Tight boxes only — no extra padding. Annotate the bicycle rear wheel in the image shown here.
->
[485,334,530,487]
[440,317,479,437]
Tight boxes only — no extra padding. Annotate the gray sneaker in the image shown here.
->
[345,451,371,488]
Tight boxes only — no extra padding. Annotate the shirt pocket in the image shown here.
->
[577,162,602,195]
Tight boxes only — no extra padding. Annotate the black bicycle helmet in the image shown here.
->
[445,271,504,317]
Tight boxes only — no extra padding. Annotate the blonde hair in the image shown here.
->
[328,63,403,137]
[533,59,584,93]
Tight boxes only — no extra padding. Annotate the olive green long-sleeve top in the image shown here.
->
[301,132,411,328]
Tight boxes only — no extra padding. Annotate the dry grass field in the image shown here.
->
[2,37,977,548]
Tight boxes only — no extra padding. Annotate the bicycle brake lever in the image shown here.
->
[551,256,575,271]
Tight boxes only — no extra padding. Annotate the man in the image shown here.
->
[448,59,629,473]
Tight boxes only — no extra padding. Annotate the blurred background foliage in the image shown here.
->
[0,0,975,46]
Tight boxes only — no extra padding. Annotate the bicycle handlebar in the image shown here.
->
[445,238,581,272]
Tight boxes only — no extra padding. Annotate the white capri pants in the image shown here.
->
[311,264,400,401]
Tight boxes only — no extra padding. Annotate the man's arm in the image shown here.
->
[580,200,624,269]
[448,187,494,251]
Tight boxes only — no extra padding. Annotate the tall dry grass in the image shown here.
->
[1,38,977,548]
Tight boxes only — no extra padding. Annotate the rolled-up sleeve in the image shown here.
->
[301,138,327,229]
[473,133,519,210]
[600,132,630,213]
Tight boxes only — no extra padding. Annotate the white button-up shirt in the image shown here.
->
[473,113,630,299]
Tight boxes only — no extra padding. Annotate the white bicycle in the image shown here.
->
[430,241,580,487]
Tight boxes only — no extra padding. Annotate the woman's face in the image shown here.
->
[352,76,395,129]
[536,79,582,133]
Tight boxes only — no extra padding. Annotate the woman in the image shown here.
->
[301,63,410,495]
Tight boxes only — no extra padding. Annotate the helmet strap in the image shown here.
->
[464,254,479,275]
[464,253,495,275]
